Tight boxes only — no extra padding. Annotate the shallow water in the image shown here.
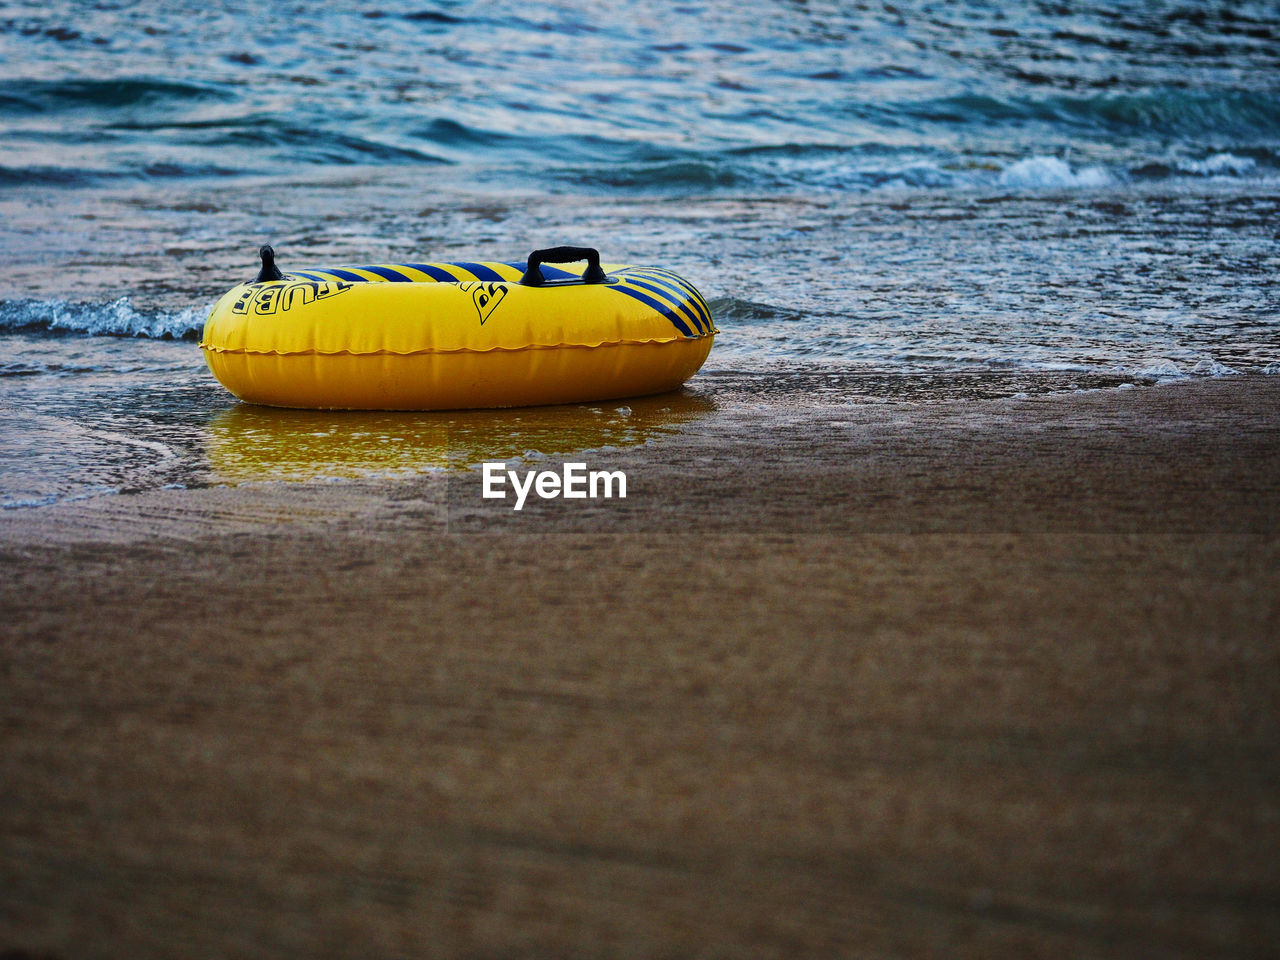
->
[2,0,1279,507]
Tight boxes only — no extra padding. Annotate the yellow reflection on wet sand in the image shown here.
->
[204,391,715,485]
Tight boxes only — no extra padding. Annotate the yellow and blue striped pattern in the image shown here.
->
[287,261,715,339]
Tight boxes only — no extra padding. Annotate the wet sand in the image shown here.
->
[1,377,1278,959]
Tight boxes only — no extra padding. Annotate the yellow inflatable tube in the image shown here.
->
[201,245,716,410]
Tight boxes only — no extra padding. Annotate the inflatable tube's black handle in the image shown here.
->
[521,246,607,286]
[256,244,284,282]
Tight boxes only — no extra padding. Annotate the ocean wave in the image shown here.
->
[571,158,741,190]
[0,298,207,339]
[997,156,1115,190]
[1,359,97,377]
[400,9,467,25]
[0,77,234,115]
[206,124,449,166]
[1053,90,1280,139]
[558,144,1271,195]
[110,113,453,167]
[886,89,1280,140]
[0,161,239,186]
[1176,152,1258,177]
[0,164,114,186]
[706,297,806,324]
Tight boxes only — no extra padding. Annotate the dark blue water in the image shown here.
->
[3,0,1280,191]
[2,0,1279,507]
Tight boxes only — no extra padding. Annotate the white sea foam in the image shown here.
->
[1126,358,1241,381]
[0,298,207,339]
[1190,358,1240,377]
[1178,153,1257,177]
[1132,359,1188,381]
[997,156,1115,190]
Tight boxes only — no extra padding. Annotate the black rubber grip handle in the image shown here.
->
[520,246,607,286]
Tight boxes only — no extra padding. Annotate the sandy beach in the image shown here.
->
[5,0,1280,955]
[1,376,1277,959]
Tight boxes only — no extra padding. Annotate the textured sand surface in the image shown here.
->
[2,378,1277,959]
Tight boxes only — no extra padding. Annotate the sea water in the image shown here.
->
[2,0,1279,507]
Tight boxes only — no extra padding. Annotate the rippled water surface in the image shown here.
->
[2,0,1279,506]
[5,0,1280,189]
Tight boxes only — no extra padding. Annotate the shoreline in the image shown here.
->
[2,376,1277,958]
[2,374,1276,541]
